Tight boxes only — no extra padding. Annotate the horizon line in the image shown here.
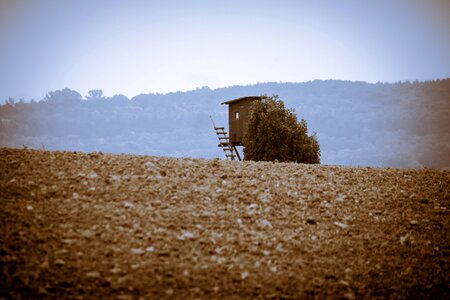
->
[3,77,450,103]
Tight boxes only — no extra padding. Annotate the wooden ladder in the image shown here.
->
[210,116,241,161]
[214,126,236,160]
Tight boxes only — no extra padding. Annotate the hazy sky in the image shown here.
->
[0,0,449,100]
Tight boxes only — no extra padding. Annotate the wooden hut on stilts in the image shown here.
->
[211,96,265,160]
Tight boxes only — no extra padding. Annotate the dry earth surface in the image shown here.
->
[1,148,449,299]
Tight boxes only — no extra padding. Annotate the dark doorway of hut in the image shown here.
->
[211,96,265,161]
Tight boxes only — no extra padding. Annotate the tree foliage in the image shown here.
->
[86,89,104,100]
[243,95,320,163]
[45,88,82,103]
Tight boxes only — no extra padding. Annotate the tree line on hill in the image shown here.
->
[0,79,449,169]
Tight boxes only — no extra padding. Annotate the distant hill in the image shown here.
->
[1,79,449,169]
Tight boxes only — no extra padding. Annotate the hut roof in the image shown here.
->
[221,96,266,105]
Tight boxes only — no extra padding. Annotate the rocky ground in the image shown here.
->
[0,148,449,299]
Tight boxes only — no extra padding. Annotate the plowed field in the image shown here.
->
[1,148,449,299]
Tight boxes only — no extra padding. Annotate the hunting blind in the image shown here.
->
[211,96,265,161]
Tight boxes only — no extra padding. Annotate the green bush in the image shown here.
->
[243,95,320,163]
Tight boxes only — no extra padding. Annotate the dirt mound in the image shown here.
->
[1,148,449,299]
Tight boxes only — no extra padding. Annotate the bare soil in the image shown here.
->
[1,148,449,299]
